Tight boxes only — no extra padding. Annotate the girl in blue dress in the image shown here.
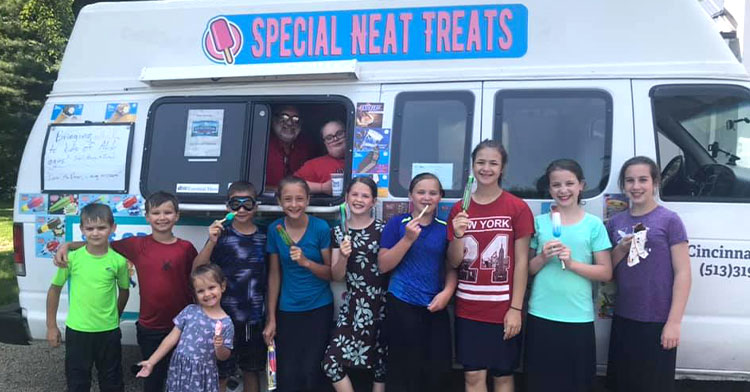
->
[136,264,234,392]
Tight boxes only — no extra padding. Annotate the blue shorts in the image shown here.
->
[455,316,521,377]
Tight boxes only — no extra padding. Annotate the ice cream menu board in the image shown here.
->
[42,123,134,192]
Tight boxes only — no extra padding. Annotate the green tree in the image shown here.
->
[0,0,74,200]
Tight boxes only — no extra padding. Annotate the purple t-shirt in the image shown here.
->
[605,206,688,322]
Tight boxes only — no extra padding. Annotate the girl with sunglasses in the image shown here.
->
[264,176,334,391]
[194,181,267,392]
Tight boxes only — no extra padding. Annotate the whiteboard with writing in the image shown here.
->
[42,123,134,192]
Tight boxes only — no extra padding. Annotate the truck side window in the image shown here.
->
[390,91,474,197]
[142,98,252,203]
[264,102,348,203]
[493,90,612,199]
[652,84,750,201]
[143,97,349,206]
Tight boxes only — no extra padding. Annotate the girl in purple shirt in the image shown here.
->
[605,156,691,392]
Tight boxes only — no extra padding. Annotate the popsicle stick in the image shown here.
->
[416,205,430,220]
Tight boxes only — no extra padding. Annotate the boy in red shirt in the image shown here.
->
[54,192,198,392]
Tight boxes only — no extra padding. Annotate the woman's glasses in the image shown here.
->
[323,129,346,144]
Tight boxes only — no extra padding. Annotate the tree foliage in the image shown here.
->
[0,0,127,200]
[0,0,73,200]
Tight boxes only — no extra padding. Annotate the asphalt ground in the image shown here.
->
[1,340,748,392]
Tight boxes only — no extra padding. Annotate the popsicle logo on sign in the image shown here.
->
[201,4,527,65]
[203,16,244,64]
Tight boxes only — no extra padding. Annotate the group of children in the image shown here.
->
[47,139,690,392]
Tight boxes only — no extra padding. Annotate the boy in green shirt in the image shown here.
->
[46,203,130,392]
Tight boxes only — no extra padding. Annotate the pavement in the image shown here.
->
[0,340,748,391]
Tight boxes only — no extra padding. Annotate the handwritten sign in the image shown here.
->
[42,123,133,192]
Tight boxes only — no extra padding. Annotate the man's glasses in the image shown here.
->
[226,197,257,211]
[323,129,346,144]
[275,113,301,125]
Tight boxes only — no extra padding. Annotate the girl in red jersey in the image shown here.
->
[447,139,534,392]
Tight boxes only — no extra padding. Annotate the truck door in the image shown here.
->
[481,79,634,370]
[632,80,750,375]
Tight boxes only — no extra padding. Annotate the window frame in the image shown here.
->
[492,88,613,200]
[650,83,750,203]
[389,90,475,198]
[141,95,354,206]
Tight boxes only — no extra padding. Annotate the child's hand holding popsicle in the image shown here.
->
[452,211,470,239]
[213,321,224,350]
[339,238,352,258]
[404,205,428,242]
[208,212,234,243]
[289,246,311,268]
[551,210,566,269]
[451,175,474,239]
[338,203,352,257]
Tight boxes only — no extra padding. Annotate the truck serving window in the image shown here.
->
[493,90,612,199]
[390,91,474,198]
[142,96,350,205]
[652,84,750,202]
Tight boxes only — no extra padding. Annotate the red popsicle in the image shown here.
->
[113,196,138,213]
[21,196,44,212]
[210,18,235,64]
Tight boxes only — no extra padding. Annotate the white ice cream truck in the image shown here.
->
[6,0,750,382]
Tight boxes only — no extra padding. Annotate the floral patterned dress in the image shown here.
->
[322,220,388,382]
[166,304,234,392]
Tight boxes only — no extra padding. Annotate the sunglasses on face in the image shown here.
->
[323,129,346,144]
[226,197,257,211]
[275,113,301,125]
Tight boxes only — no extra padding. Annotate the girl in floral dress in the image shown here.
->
[322,177,388,392]
[136,264,234,392]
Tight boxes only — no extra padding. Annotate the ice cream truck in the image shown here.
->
[7,0,750,382]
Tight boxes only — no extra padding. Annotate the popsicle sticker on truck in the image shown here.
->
[203,16,243,65]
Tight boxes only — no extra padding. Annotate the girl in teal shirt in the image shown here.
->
[264,176,333,392]
[525,159,612,392]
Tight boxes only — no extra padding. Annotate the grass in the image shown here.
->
[0,200,19,306]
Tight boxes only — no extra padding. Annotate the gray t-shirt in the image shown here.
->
[606,206,688,322]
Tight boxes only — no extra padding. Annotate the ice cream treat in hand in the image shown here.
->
[267,340,278,390]
[551,208,565,270]
[627,223,649,267]
[215,320,223,336]
[276,224,294,246]
[219,212,235,226]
